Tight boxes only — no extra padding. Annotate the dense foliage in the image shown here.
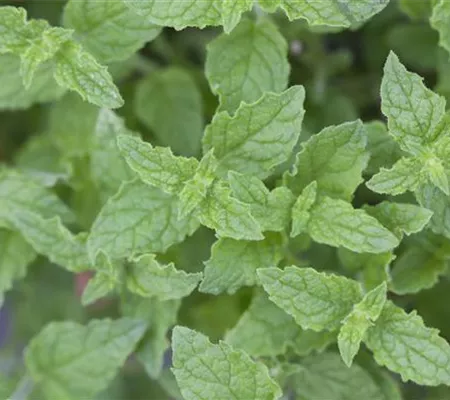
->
[2,0,450,399]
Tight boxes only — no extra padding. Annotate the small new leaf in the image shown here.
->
[291,181,318,237]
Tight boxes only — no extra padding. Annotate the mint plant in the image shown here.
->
[2,1,450,399]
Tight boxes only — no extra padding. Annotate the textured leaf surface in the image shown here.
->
[285,120,368,201]
[88,180,199,260]
[135,68,203,156]
[365,301,450,385]
[203,86,305,179]
[431,0,450,56]
[229,172,295,232]
[206,17,289,113]
[117,134,198,195]
[63,0,160,63]
[126,254,202,300]
[25,318,146,399]
[199,233,284,295]
[291,181,318,237]
[308,197,400,254]
[258,266,362,331]
[338,283,387,367]
[172,326,282,400]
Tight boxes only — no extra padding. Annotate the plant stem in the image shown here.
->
[9,374,34,400]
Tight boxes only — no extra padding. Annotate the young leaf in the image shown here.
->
[365,301,450,386]
[206,17,289,113]
[364,202,433,239]
[126,254,202,300]
[199,233,284,295]
[25,318,147,399]
[431,0,450,56]
[285,120,368,201]
[7,211,90,273]
[308,197,400,254]
[121,294,180,379]
[172,326,282,400]
[203,86,305,179]
[135,68,204,156]
[258,266,362,331]
[381,52,446,154]
[54,41,124,109]
[0,228,36,296]
[117,134,198,195]
[81,272,115,306]
[338,282,387,367]
[63,0,161,63]
[291,181,318,237]
[228,171,295,232]
[88,180,199,261]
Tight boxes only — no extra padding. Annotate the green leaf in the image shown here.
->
[88,180,199,261]
[274,0,389,27]
[172,326,282,400]
[308,197,400,254]
[366,156,423,195]
[338,282,387,367]
[258,266,362,331]
[228,171,295,232]
[381,52,446,154]
[290,352,388,400]
[205,17,289,113]
[220,0,254,33]
[63,0,161,63]
[90,110,136,200]
[197,179,263,241]
[126,254,202,300]
[365,301,450,386]
[117,134,198,195]
[121,294,180,379]
[0,54,65,110]
[364,201,433,239]
[285,120,368,201]
[291,329,337,357]
[81,272,115,306]
[203,86,305,179]
[199,233,284,295]
[54,41,124,109]
[135,68,204,156]
[431,0,450,56]
[0,228,36,295]
[399,0,434,19]
[25,318,147,399]
[7,211,90,273]
[291,181,318,237]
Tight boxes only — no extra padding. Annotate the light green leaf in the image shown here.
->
[364,201,433,239]
[6,211,90,273]
[63,0,161,63]
[126,254,202,300]
[205,17,289,113]
[25,318,147,399]
[0,54,65,110]
[0,228,36,295]
[81,272,115,306]
[274,0,389,27]
[91,110,136,200]
[308,197,400,254]
[291,329,337,357]
[135,68,203,156]
[199,233,284,295]
[88,180,199,261]
[381,52,446,154]
[117,134,198,195]
[172,326,282,400]
[366,156,423,195]
[258,266,362,331]
[54,41,124,109]
[365,301,450,385]
[338,282,387,367]
[203,86,305,179]
[228,171,295,232]
[399,0,434,19]
[424,156,450,195]
[121,294,180,379]
[220,0,254,33]
[291,181,318,237]
[285,120,368,201]
[197,179,263,241]
[291,352,387,400]
[431,0,450,56]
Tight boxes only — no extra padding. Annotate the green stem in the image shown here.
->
[10,374,34,400]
